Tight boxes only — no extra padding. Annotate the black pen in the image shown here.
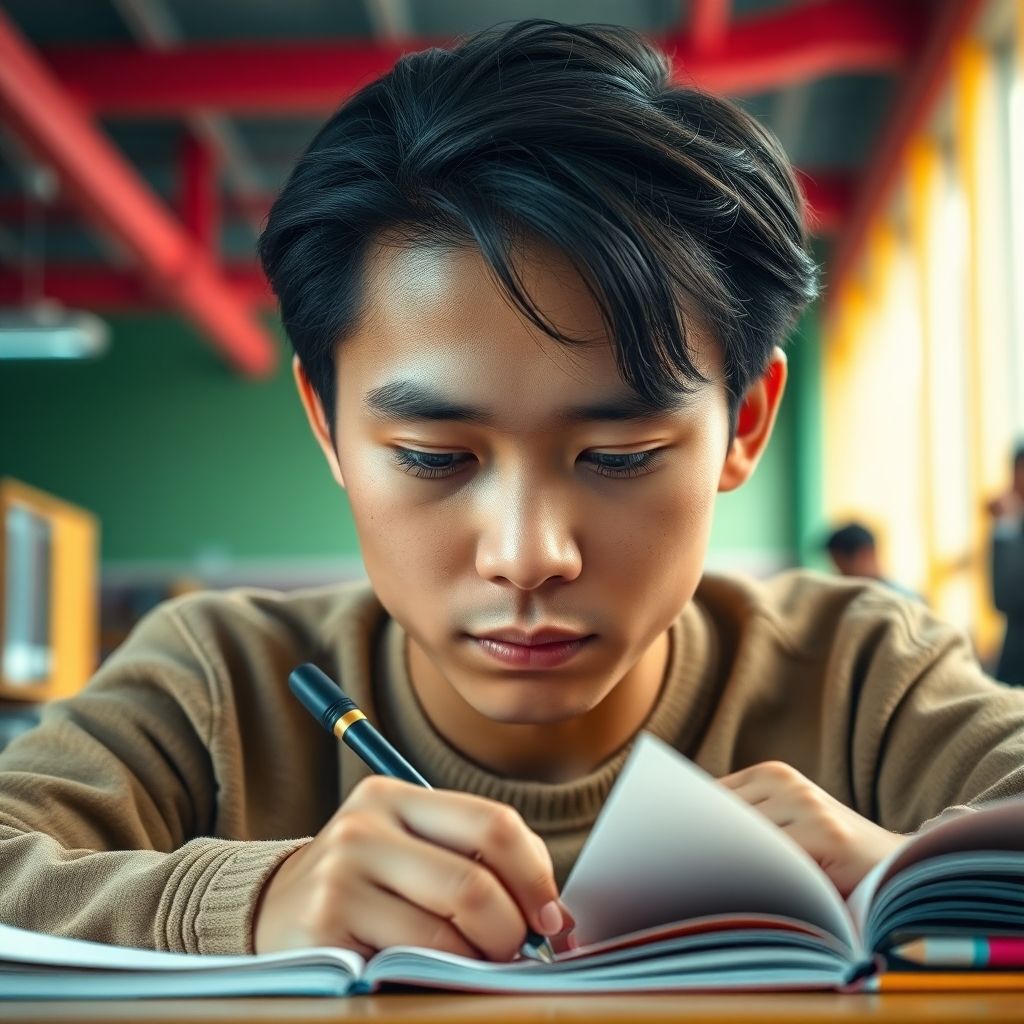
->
[288,662,555,964]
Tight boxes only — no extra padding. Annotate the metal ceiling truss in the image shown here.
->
[0,0,963,361]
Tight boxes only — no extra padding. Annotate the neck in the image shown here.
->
[406,630,671,782]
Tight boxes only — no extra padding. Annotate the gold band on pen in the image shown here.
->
[332,709,366,738]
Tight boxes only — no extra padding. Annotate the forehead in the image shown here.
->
[336,238,719,428]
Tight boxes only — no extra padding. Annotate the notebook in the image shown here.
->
[3,732,1024,998]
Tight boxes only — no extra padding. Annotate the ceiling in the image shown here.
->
[0,0,948,373]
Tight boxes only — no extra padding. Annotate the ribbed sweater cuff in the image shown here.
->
[159,837,312,954]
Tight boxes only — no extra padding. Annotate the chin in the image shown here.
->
[462,681,599,725]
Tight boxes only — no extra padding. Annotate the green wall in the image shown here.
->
[0,311,821,577]
[0,315,357,570]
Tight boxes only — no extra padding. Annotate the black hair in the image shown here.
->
[259,19,818,438]
[1014,443,1024,469]
[825,522,876,557]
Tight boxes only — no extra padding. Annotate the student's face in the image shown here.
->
[296,239,784,725]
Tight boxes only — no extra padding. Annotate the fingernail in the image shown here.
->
[538,900,563,935]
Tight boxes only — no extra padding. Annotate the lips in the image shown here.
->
[471,633,595,669]
[473,627,591,647]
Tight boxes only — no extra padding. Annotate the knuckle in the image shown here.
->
[329,812,376,848]
[527,865,553,896]
[796,785,821,809]
[351,774,395,803]
[453,862,496,916]
[481,805,523,850]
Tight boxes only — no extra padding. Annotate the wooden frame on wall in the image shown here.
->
[0,478,98,702]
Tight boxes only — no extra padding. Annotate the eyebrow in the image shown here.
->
[363,380,689,427]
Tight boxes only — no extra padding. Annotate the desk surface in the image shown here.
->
[5,993,1024,1023]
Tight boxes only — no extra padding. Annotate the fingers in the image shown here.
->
[360,779,563,940]
[255,777,564,959]
[356,823,529,961]
[716,761,802,806]
[342,877,485,960]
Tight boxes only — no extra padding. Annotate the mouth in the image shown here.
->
[468,634,596,670]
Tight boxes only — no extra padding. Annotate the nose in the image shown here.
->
[475,473,583,590]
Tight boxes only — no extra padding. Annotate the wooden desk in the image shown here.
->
[4,992,1024,1023]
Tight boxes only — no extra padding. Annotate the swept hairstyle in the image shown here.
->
[259,19,819,436]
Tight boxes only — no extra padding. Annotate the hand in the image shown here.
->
[253,776,565,959]
[718,761,904,898]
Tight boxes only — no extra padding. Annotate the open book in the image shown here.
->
[3,732,1024,998]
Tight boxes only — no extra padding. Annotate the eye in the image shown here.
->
[390,447,664,480]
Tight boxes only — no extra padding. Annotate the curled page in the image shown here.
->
[561,733,857,953]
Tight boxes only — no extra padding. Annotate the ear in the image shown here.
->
[718,347,787,494]
[292,354,346,489]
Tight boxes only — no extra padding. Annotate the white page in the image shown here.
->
[560,734,856,953]
[0,922,364,977]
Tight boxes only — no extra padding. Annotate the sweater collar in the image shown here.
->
[366,597,721,835]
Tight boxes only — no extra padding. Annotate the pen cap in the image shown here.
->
[289,663,358,734]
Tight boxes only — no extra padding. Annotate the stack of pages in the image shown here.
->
[2,733,1024,997]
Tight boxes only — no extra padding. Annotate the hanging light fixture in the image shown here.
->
[0,302,109,359]
[0,152,110,361]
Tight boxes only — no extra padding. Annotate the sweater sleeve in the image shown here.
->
[855,600,1024,834]
[0,602,308,954]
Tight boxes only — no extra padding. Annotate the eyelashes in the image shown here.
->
[391,446,664,481]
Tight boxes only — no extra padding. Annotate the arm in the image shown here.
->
[720,588,1024,896]
[872,609,1024,831]
[0,603,304,953]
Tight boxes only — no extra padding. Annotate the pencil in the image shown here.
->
[892,937,1024,968]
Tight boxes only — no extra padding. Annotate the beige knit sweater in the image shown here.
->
[2,570,1023,955]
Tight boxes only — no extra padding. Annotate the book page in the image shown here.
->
[560,734,857,952]
[847,795,1024,936]
[0,922,365,977]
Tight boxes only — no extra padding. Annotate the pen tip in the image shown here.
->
[533,941,554,963]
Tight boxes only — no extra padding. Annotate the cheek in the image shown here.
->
[594,463,718,600]
[339,446,458,589]
[595,428,723,564]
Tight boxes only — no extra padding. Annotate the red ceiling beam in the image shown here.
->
[673,0,921,95]
[797,171,853,236]
[0,266,274,311]
[0,10,275,376]
[41,1,920,116]
[827,0,984,302]
[0,163,849,313]
[0,169,853,237]
[0,164,851,314]
[689,0,733,54]
[179,132,219,257]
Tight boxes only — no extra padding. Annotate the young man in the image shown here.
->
[2,20,1024,963]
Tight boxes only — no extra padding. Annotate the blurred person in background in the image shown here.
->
[824,522,922,602]
[988,445,1024,686]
